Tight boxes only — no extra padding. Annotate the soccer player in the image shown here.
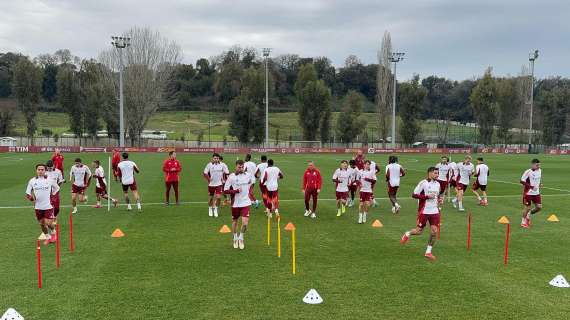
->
[400,166,441,261]
[358,160,377,224]
[117,152,141,212]
[255,155,269,209]
[51,148,65,176]
[385,155,406,213]
[302,161,322,219]
[448,157,459,203]
[70,158,92,214]
[111,148,121,181]
[435,156,451,203]
[347,160,359,207]
[45,160,64,218]
[244,154,260,208]
[452,155,474,212]
[224,160,255,250]
[92,160,118,208]
[220,155,230,206]
[472,157,490,206]
[520,159,542,228]
[261,159,283,218]
[26,164,60,245]
[163,151,182,205]
[332,160,350,217]
[203,153,228,217]
[370,159,381,207]
[353,149,365,170]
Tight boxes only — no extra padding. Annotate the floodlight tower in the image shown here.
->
[111,36,131,147]
[389,52,405,148]
[528,49,539,153]
[263,48,271,146]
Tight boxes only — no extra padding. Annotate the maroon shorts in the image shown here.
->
[387,185,399,196]
[166,181,179,188]
[438,180,448,194]
[72,184,86,194]
[50,193,60,216]
[449,179,457,188]
[417,213,441,229]
[456,182,468,191]
[266,190,279,200]
[208,185,223,196]
[472,181,486,191]
[360,191,373,202]
[96,186,107,196]
[231,206,250,219]
[336,191,348,200]
[122,181,138,192]
[523,194,541,206]
[35,208,55,221]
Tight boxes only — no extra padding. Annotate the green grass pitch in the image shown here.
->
[0,152,568,319]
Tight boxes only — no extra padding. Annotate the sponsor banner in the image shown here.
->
[6,146,81,153]
[80,147,108,153]
[546,149,570,155]
[0,146,9,152]
[479,148,527,154]
[367,147,472,154]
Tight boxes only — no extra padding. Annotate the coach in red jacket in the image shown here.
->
[302,161,322,219]
[163,151,182,205]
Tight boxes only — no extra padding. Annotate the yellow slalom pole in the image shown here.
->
[267,216,271,246]
[292,228,296,275]
[277,217,281,257]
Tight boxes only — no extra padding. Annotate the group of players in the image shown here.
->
[25,148,543,259]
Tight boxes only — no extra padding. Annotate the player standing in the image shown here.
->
[353,149,365,170]
[111,148,121,181]
[520,159,542,228]
[244,154,260,208]
[69,158,92,214]
[358,160,377,224]
[224,160,255,249]
[163,151,182,205]
[92,160,118,208]
[203,153,228,217]
[302,161,322,219]
[400,166,441,261]
[219,155,230,206]
[45,160,64,219]
[255,155,269,209]
[347,160,359,207]
[117,152,142,212]
[51,148,65,176]
[385,155,406,213]
[472,157,489,206]
[261,159,283,218]
[26,164,60,245]
[435,156,451,203]
[332,160,350,217]
[453,155,474,212]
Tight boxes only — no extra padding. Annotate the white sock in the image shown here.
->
[233,233,238,240]
[477,196,482,201]
[239,233,243,240]
[426,245,433,254]
[405,231,411,237]
[459,201,463,207]
[453,197,457,202]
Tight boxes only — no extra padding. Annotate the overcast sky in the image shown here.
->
[0,0,568,80]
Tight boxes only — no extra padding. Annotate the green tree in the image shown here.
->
[398,75,427,144]
[214,62,243,104]
[470,68,498,145]
[42,63,59,103]
[12,59,42,140]
[496,78,520,146]
[295,64,332,141]
[80,60,112,138]
[56,66,82,137]
[0,52,26,97]
[336,90,366,143]
[537,86,569,146]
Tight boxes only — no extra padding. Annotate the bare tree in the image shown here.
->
[376,31,393,144]
[516,65,531,143]
[99,27,182,144]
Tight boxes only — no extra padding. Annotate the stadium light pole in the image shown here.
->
[389,52,405,148]
[263,48,271,147]
[111,36,131,147]
[528,50,539,153]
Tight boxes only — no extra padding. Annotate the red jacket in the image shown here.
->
[302,168,322,190]
[163,159,182,182]
[112,152,121,168]
[52,154,64,173]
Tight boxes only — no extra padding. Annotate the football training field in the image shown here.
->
[1,152,568,319]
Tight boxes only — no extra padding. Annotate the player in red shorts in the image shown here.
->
[117,152,141,212]
[111,148,121,181]
[163,151,182,205]
[92,160,118,208]
[261,159,283,218]
[400,166,441,261]
[203,153,229,217]
[26,164,60,245]
[453,155,474,212]
[385,155,406,214]
[45,160,64,219]
[471,157,490,206]
[520,158,542,228]
[224,160,255,250]
[302,161,322,219]
[358,160,377,224]
[244,154,260,209]
[435,156,451,205]
[69,158,92,214]
[347,160,359,207]
[332,160,350,217]
[255,155,269,209]
[51,148,65,177]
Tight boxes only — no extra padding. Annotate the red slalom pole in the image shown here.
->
[56,224,61,268]
[69,210,75,253]
[36,240,42,289]
[467,213,472,251]
[504,223,510,265]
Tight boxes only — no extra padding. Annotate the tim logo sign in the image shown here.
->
[8,146,29,152]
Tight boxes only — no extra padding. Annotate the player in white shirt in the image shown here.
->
[332,160,350,217]
[244,154,260,209]
[69,158,92,214]
[385,156,406,214]
[224,160,255,250]
[117,152,141,212]
[26,164,60,245]
[260,159,283,218]
[92,160,118,209]
[203,153,229,217]
[45,160,64,218]
[358,160,377,224]
[255,155,269,210]
[400,166,441,261]
[448,159,459,204]
[370,160,380,207]
[520,159,542,228]
[471,157,490,206]
[219,155,231,206]
[435,156,451,204]
[452,155,474,212]
[347,160,359,207]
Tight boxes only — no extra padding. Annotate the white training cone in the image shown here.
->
[549,275,570,288]
[1,308,24,320]
[302,289,323,304]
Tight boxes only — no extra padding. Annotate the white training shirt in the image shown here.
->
[333,168,350,192]
[413,179,441,215]
[521,168,542,196]
[244,161,257,183]
[435,163,451,182]
[203,162,228,187]
[457,162,474,185]
[118,160,138,185]
[385,163,404,187]
[255,162,268,180]
[359,169,377,193]
[370,161,378,174]
[26,176,60,210]
[224,172,254,208]
[448,162,458,181]
[46,168,64,186]
[262,166,282,192]
[70,164,92,187]
[347,167,359,185]
[94,167,107,188]
[475,163,489,185]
